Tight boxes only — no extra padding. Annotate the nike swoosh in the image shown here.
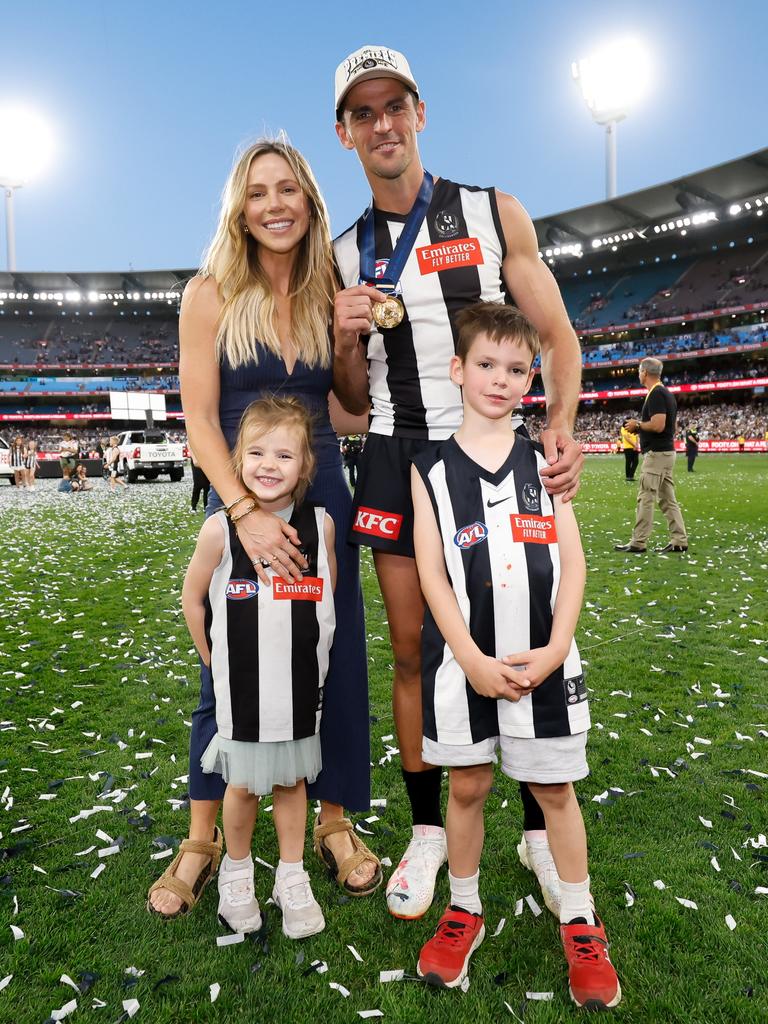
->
[487,496,512,508]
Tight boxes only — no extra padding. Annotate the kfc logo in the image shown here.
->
[353,506,403,539]
[510,514,557,545]
[273,577,324,602]
[226,579,258,600]
[453,521,488,549]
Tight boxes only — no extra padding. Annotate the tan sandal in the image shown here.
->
[146,826,223,919]
[313,815,383,897]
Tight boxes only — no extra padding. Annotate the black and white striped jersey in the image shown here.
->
[334,178,512,440]
[414,435,589,743]
[204,502,335,743]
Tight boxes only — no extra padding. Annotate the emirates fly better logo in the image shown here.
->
[510,514,558,545]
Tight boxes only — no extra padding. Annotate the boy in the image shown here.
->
[410,303,620,1009]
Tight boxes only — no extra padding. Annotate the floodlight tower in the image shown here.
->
[0,107,54,271]
[572,39,651,199]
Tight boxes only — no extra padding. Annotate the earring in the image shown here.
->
[243,224,249,234]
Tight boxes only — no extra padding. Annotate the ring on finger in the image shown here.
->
[258,557,272,569]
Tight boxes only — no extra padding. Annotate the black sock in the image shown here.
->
[402,766,443,828]
[519,781,546,831]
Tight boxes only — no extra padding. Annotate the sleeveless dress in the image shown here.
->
[188,347,371,811]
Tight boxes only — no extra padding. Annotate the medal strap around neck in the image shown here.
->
[360,171,434,294]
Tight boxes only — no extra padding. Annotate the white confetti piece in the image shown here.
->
[492,917,506,937]
[91,999,107,1009]
[0,975,12,992]
[311,960,328,975]
[625,890,635,907]
[754,887,768,896]
[358,1012,383,1019]
[60,975,81,994]
[698,817,713,829]
[653,880,666,890]
[51,998,78,1020]
[150,848,174,861]
[98,844,121,857]
[347,944,364,962]
[525,893,542,916]
[216,932,244,947]
[711,857,721,872]
[329,982,350,997]
[460,976,470,993]
[675,897,698,910]
[10,925,24,940]
[123,997,140,1017]
[209,983,220,1003]
[725,914,737,931]
[514,898,524,916]
[253,856,274,871]
[90,863,105,879]
[74,846,96,856]
[379,969,404,983]
[380,856,392,868]
[95,829,113,843]
[526,992,554,1000]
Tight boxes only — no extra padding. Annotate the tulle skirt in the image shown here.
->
[200,732,321,796]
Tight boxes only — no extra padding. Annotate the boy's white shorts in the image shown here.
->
[422,732,589,784]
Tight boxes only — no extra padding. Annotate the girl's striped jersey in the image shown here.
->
[204,502,335,743]
[414,435,589,743]
[334,178,510,440]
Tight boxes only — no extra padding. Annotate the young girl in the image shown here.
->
[105,437,126,491]
[10,435,26,488]
[182,396,336,938]
[24,440,39,490]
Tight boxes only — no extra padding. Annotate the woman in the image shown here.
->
[147,140,379,919]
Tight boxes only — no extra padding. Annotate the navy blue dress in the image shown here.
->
[188,348,371,811]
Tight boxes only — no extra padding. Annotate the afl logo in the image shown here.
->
[226,579,258,600]
[453,521,488,549]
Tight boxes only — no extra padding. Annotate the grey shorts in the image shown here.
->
[422,732,589,784]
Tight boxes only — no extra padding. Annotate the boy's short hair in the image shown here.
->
[455,302,540,362]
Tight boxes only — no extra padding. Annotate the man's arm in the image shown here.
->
[332,284,387,415]
[496,191,584,500]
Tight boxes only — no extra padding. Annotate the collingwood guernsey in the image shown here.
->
[334,178,512,440]
[204,502,335,743]
[414,436,589,743]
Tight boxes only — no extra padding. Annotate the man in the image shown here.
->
[331,45,584,921]
[684,422,699,472]
[340,433,363,487]
[615,357,688,553]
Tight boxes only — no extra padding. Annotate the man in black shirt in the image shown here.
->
[684,423,699,472]
[615,357,688,553]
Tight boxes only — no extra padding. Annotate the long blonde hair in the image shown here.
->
[201,138,335,370]
[231,396,317,506]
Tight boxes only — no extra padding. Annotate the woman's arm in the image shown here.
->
[181,517,224,666]
[323,513,337,592]
[179,275,307,585]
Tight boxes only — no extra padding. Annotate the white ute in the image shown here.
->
[117,429,185,483]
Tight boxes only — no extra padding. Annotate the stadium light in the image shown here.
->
[0,105,54,271]
[572,38,651,199]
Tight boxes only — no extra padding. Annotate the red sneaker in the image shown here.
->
[417,905,485,988]
[560,916,622,1010]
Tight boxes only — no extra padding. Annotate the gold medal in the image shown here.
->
[372,295,405,330]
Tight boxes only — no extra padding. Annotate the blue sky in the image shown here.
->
[2,0,765,272]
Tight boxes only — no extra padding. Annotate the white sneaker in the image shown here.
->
[516,835,561,916]
[272,869,325,939]
[386,825,447,920]
[217,856,262,933]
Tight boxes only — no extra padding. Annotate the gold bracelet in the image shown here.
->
[225,494,253,517]
[230,502,257,525]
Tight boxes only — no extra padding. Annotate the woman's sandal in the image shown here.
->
[313,815,383,897]
[146,826,223,919]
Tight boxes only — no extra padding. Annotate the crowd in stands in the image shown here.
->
[0,320,178,365]
[580,323,768,364]
[0,374,179,394]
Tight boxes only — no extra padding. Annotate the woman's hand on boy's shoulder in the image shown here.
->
[501,644,567,690]
[466,654,531,703]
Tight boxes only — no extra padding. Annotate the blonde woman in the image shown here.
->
[147,139,380,920]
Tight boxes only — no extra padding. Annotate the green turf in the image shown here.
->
[1,455,766,1023]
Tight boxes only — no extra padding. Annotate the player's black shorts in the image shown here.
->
[349,424,531,558]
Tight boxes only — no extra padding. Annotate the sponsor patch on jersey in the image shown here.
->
[273,577,324,602]
[510,514,557,544]
[226,579,259,600]
[453,521,488,549]
[353,506,403,540]
[521,482,541,512]
[563,673,587,705]
[416,237,484,275]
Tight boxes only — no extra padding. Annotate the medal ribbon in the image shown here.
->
[360,171,434,293]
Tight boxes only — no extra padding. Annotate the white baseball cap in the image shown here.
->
[335,45,419,117]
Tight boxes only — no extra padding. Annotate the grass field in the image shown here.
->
[1,455,766,1024]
